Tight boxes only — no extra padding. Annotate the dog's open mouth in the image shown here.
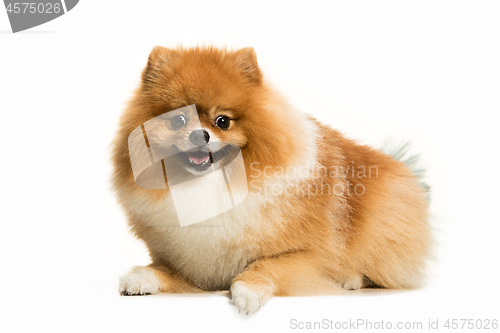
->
[187,151,211,166]
[175,149,212,173]
[176,143,238,174]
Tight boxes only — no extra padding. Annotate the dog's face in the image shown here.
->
[114,47,306,195]
[139,104,241,177]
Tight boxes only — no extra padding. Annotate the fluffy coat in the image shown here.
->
[112,46,432,314]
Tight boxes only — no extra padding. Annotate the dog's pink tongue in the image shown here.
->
[189,155,210,165]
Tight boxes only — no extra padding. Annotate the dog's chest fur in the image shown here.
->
[135,192,270,290]
[157,227,254,290]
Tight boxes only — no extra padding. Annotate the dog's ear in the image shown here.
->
[142,46,175,85]
[234,47,262,84]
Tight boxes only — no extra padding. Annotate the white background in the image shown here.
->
[1,1,499,332]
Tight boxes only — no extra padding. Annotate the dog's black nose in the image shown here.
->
[189,129,210,145]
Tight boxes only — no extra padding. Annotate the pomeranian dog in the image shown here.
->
[112,46,431,314]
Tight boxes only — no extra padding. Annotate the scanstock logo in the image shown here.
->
[3,0,78,33]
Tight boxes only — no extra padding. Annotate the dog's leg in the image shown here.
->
[231,251,339,314]
[119,263,204,295]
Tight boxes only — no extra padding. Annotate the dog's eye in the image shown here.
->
[215,115,230,130]
[171,115,187,129]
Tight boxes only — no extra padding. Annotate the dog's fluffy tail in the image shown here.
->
[381,140,431,201]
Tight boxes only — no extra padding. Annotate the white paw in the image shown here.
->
[342,276,363,290]
[119,266,161,296]
[230,281,273,315]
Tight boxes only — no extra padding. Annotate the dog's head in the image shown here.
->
[113,47,310,194]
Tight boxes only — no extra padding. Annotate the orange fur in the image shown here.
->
[112,46,432,312]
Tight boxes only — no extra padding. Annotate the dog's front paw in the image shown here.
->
[230,281,273,315]
[342,275,363,290]
[119,266,161,296]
